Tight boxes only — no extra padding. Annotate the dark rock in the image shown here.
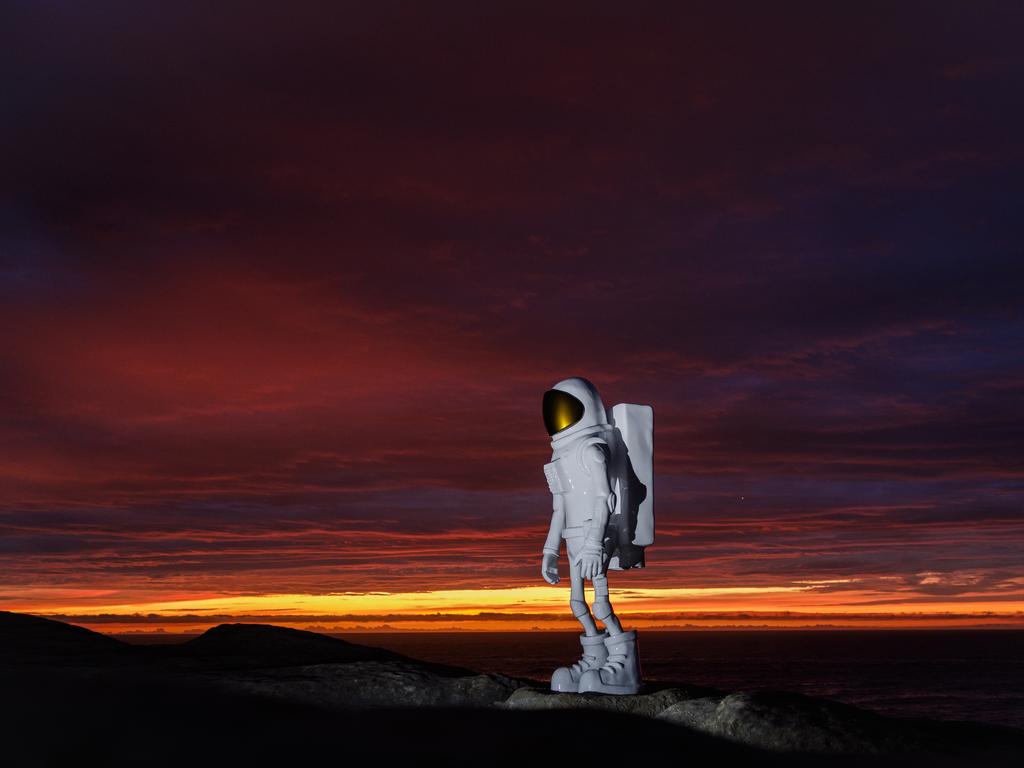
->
[505,684,720,719]
[171,622,481,679]
[172,622,525,707]
[0,610,126,659]
[509,684,1024,760]
[179,622,412,666]
[658,690,926,753]
[221,660,524,709]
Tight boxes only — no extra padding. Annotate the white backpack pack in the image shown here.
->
[605,403,654,570]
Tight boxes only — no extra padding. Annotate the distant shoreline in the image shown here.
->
[108,625,1024,644]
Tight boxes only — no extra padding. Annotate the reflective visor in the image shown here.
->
[543,389,585,435]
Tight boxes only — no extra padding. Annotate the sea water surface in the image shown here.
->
[337,629,1024,729]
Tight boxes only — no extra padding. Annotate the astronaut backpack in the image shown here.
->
[604,403,654,570]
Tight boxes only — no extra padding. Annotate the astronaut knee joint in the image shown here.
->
[570,599,590,618]
[593,599,613,621]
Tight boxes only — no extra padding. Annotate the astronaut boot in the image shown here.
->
[551,632,609,692]
[577,629,641,695]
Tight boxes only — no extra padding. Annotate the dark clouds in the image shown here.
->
[1,1,1022,614]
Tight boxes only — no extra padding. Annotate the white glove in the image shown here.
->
[579,540,604,581]
[541,551,560,585]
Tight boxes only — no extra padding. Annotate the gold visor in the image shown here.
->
[543,389,585,436]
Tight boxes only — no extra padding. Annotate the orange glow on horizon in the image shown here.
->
[7,582,1023,635]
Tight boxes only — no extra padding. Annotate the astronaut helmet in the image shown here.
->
[543,376,610,442]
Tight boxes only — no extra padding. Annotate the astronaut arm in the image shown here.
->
[541,496,564,585]
[543,494,565,556]
[584,445,612,549]
[579,445,612,580]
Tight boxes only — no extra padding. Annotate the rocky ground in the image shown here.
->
[1,610,1021,766]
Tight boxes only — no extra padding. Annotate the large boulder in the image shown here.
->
[505,685,1024,759]
[658,690,928,753]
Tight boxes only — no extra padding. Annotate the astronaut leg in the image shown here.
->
[569,559,600,637]
[578,571,642,695]
[550,561,608,692]
[590,573,623,636]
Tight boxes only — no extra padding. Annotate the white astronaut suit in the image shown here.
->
[540,377,654,695]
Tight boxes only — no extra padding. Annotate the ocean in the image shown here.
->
[336,629,1024,729]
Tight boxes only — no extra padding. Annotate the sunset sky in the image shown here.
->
[2,2,1023,633]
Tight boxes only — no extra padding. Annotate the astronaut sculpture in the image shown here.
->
[540,376,654,694]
